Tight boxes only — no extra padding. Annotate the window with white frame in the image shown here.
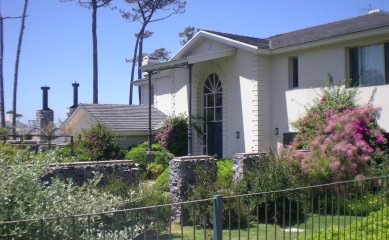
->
[349,43,389,87]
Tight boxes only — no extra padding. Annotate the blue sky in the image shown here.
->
[2,0,389,123]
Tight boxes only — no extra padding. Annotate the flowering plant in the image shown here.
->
[285,82,388,183]
[155,114,188,156]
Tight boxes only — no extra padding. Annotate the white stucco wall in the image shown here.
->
[285,85,389,133]
[143,45,263,158]
[270,34,389,150]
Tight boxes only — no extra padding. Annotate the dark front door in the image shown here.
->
[207,122,222,158]
[203,73,223,158]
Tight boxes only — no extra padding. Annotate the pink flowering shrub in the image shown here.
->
[292,81,358,149]
[285,82,388,183]
[155,114,188,156]
[286,104,387,183]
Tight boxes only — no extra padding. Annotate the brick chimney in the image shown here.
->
[36,85,54,130]
[66,82,79,116]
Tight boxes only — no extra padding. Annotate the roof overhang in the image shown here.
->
[270,26,389,54]
[141,48,236,73]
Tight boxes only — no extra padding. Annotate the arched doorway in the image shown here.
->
[203,73,222,158]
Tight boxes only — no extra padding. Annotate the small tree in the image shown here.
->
[79,121,121,161]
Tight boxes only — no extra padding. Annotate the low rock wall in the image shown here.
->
[169,155,217,222]
[42,160,139,186]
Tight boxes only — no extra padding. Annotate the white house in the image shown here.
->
[135,10,389,158]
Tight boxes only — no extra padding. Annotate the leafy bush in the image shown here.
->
[124,142,173,179]
[300,208,389,240]
[285,82,388,183]
[216,159,233,190]
[36,145,91,163]
[155,114,188,156]
[0,157,122,238]
[233,151,303,226]
[292,81,358,149]
[78,121,122,161]
[155,167,170,192]
[0,144,33,164]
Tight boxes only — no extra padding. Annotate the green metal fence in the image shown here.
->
[1,176,388,239]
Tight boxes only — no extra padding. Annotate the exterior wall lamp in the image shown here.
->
[235,131,240,139]
[274,128,279,136]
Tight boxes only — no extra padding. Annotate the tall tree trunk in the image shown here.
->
[0,13,5,128]
[92,0,98,104]
[137,28,145,104]
[129,30,141,105]
[12,0,28,137]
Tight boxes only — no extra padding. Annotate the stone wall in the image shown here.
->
[169,155,217,221]
[233,152,267,183]
[42,160,139,186]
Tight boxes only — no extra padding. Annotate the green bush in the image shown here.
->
[0,144,32,164]
[233,151,303,226]
[0,157,122,238]
[155,167,170,192]
[216,159,233,190]
[78,121,122,161]
[300,208,389,239]
[124,142,173,179]
[36,145,91,163]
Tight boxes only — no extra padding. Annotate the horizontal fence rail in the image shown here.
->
[1,176,388,239]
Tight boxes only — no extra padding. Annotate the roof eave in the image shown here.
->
[270,26,389,54]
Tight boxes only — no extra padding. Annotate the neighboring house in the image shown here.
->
[61,104,166,148]
[135,10,389,158]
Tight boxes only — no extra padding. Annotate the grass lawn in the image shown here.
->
[138,214,362,239]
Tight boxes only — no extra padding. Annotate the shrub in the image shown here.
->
[124,142,173,179]
[155,114,188,156]
[292,81,358,149]
[216,159,233,190]
[155,167,170,192]
[300,208,389,240]
[233,151,303,226]
[78,121,121,161]
[0,157,122,238]
[36,145,91,163]
[0,144,33,164]
[285,82,388,183]
[286,104,388,183]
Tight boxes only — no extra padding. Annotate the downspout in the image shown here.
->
[147,71,152,152]
[187,64,193,155]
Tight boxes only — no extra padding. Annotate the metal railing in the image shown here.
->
[1,175,388,239]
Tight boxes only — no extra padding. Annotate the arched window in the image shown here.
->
[203,73,222,158]
[203,73,222,122]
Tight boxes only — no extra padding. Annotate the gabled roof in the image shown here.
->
[202,11,389,50]
[202,30,269,49]
[142,11,389,72]
[73,104,166,133]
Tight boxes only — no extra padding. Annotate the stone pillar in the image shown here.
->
[233,152,267,183]
[169,155,217,222]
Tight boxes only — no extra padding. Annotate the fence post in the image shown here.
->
[213,195,223,240]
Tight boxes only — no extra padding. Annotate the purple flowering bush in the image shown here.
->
[285,83,388,183]
[155,114,188,156]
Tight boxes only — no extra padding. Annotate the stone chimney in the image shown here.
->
[36,85,54,130]
[66,82,79,116]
